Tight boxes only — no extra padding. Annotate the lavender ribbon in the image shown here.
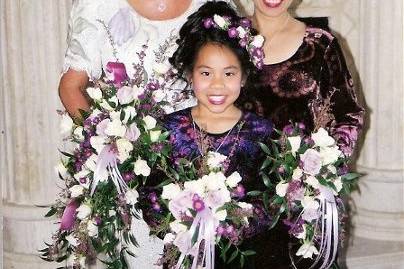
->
[310,187,339,269]
[91,145,128,196]
[175,208,219,269]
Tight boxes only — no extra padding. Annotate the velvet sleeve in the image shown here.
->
[318,38,365,156]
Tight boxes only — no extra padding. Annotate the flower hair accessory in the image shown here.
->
[203,14,265,69]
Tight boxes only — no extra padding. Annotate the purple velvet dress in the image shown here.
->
[239,26,365,269]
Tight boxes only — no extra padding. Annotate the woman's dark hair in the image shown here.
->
[169,1,259,86]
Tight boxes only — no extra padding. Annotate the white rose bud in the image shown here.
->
[251,35,265,47]
[100,100,114,111]
[87,220,98,237]
[225,172,242,188]
[169,220,188,234]
[288,136,301,155]
[86,87,102,100]
[125,189,139,205]
[133,158,151,177]
[122,106,137,124]
[133,85,145,99]
[84,154,98,172]
[143,115,157,130]
[214,210,227,221]
[152,89,166,103]
[275,182,289,197]
[149,130,162,142]
[73,126,85,141]
[76,204,92,220]
[161,183,181,200]
[292,167,303,180]
[90,136,107,154]
[117,86,134,105]
[116,138,133,162]
[55,161,68,178]
[69,185,85,198]
[60,114,73,136]
[236,26,246,38]
[109,210,116,216]
[105,119,127,137]
[311,128,335,148]
[66,234,79,247]
[163,233,176,244]
[213,14,227,28]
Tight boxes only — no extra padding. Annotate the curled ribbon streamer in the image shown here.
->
[91,145,128,196]
[175,208,219,269]
[310,187,338,269]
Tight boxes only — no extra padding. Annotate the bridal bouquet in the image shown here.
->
[40,49,175,268]
[145,152,257,269]
[260,124,359,269]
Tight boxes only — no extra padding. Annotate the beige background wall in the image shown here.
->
[1,0,403,268]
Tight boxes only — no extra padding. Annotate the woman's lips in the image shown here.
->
[263,0,283,8]
[208,95,226,105]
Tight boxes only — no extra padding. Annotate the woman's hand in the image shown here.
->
[58,69,90,121]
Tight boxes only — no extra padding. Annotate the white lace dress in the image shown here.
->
[63,0,213,268]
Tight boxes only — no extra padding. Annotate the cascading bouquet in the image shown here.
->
[40,46,175,268]
[259,123,360,269]
[142,151,257,269]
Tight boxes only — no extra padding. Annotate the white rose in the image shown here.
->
[133,85,145,99]
[143,115,157,130]
[306,176,320,189]
[206,151,227,170]
[79,256,86,268]
[327,165,337,174]
[213,14,227,28]
[126,122,141,142]
[73,126,84,141]
[163,233,176,244]
[170,220,188,234]
[89,108,102,119]
[275,182,289,197]
[152,89,166,103]
[149,130,162,142]
[90,135,107,154]
[122,106,137,124]
[236,26,246,38]
[214,209,227,221]
[69,185,85,198]
[76,204,92,220]
[125,189,139,205]
[225,172,242,188]
[105,119,126,137]
[66,234,79,247]
[288,136,301,155]
[55,161,68,178]
[184,180,205,196]
[251,35,265,47]
[109,111,121,121]
[320,146,342,165]
[116,138,133,162]
[73,169,90,182]
[311,128,335,148]
[292,167,303,180]
[87,220,98,237]
[117,86,134,104]
[109,96,118,107]
[153,62,171,74]
[60,114,73,136]
[133,158,151,177]
[84,154,98,172]
[161,183,181,200]
[205,172,227,191]
[86,87,102,100]
[296,242,319,259]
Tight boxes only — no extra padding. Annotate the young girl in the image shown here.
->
[140,2,272,268]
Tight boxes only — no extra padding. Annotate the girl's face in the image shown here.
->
[191,43,244,115]
[253,0,293,17]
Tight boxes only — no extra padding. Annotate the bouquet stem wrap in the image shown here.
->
[311,187,338,269]
[176,208,219,269]
[91,145,128,196]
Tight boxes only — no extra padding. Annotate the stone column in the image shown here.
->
[352,0,404,242]
[1,1,72,268]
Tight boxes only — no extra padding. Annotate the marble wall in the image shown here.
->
[1,0,403,268]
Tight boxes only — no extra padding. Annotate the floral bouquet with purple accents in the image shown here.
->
[259,124,360,269]
[40,46,176,268]
[146,151,256,269]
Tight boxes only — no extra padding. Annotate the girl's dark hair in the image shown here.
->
[169,1,259,86]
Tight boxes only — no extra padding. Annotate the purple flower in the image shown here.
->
[152,203,161,212]
[147,81,159,91]
[300,149,322,175]
[106,61,128,88]
[232,184,246,198]
[203,18,214,28]
[192,199,205,212]
[94,216,102,226]
[60,200,79,231]
[228,27,238,38]
[283,124,294,135]
[298,122,306,130]
[123,172,134,183]
[286,180,304,202]
[252,47,264,58]
[278,165,285,174]
[240,18,252,28]
[239,38,248,48]
[148,192,158,203]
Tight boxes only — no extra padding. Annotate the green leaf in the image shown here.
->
[44,207,57,217]
[227,249,239,264]
[259,142,271,155]
[242,250,256,256]
[342,173,361,181]
[246,190,262,197]
[262,173,273,188]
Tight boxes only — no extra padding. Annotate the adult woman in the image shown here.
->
[58,1,225,267]
[237,0,365,268]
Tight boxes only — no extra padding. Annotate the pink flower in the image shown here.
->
[117,86,134,104]
[106,62,128,88]
[125,123,140,142]
[60,200,79,230]
[300,149,322,175]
